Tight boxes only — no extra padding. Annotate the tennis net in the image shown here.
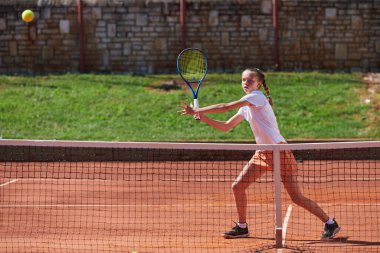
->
[0,140,379,253]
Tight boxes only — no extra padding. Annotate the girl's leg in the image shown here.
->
[224,153,270,238]
[282,173,329,222]
[232,163,267,223]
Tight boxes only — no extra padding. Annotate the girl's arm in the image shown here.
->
[178,99,250,115]
[199,113,244,132]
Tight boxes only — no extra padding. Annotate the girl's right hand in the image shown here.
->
[177,101,196,116]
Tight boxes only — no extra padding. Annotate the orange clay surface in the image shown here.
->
[0,160,379,253]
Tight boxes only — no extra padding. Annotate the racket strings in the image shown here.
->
[179,50,206,83]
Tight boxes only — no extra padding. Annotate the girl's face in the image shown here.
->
[241,70,261,94]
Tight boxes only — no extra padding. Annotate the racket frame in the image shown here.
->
[176,48,208,120]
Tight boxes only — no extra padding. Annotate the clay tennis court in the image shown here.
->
[1,157,379,253]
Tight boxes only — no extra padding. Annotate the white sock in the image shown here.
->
[238,222,247,229]
[325,218,334,225]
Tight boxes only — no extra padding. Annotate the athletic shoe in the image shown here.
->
[321,219,341,239]
[223,222,249,239]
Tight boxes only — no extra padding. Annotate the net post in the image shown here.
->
[273,148,283,248]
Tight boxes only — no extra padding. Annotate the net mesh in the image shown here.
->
[178,49,207,83]
[0,140,379,253]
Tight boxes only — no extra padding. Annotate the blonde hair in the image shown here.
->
[244,68,273,106]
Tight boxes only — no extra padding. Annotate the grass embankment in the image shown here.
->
[0,72,377,141]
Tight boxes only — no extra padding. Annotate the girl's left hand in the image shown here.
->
[177,101,196,116]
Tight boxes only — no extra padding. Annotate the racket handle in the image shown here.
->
[193,98,200,120]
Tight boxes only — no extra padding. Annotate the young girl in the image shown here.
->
[178,68,340,240]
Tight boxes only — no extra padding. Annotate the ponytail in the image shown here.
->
[261,74,273,106]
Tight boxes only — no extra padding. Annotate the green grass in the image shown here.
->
[0,72,378,141]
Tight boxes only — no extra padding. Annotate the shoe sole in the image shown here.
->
[321,227,341,240]
[223,233,249,239]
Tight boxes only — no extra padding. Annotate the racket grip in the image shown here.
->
[193,98,200,120]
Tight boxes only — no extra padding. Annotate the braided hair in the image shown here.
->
[245,68,273,106]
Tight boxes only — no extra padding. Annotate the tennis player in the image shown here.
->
[178,68,340,239]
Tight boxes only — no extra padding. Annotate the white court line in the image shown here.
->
[320,203,380,206]
[0,203,271,208]
[14,178,236,183]
[282,204,293,247]
[11,177,380,182]
[2,203,379,208]
[0,179,18,187]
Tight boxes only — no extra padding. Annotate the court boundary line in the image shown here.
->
[1,203,379,208]
[6,177,380,182]
[0,179,18,187]
[0,203,274,208]
[282,204,293,247]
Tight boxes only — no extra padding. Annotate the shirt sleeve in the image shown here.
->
[237,107,245,116]
[241,93,266,107]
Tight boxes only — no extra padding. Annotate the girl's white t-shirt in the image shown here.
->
[237,90,286,144]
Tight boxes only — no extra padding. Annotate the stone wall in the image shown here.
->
[279,1,380,71]
[0,0,379,74]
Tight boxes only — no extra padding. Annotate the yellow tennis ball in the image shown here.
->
[22,10,34,23]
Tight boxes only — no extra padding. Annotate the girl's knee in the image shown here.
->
[232,181,244,192]
[290,195,301,204]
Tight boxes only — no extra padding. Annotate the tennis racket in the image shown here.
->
[177,48,208,120]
